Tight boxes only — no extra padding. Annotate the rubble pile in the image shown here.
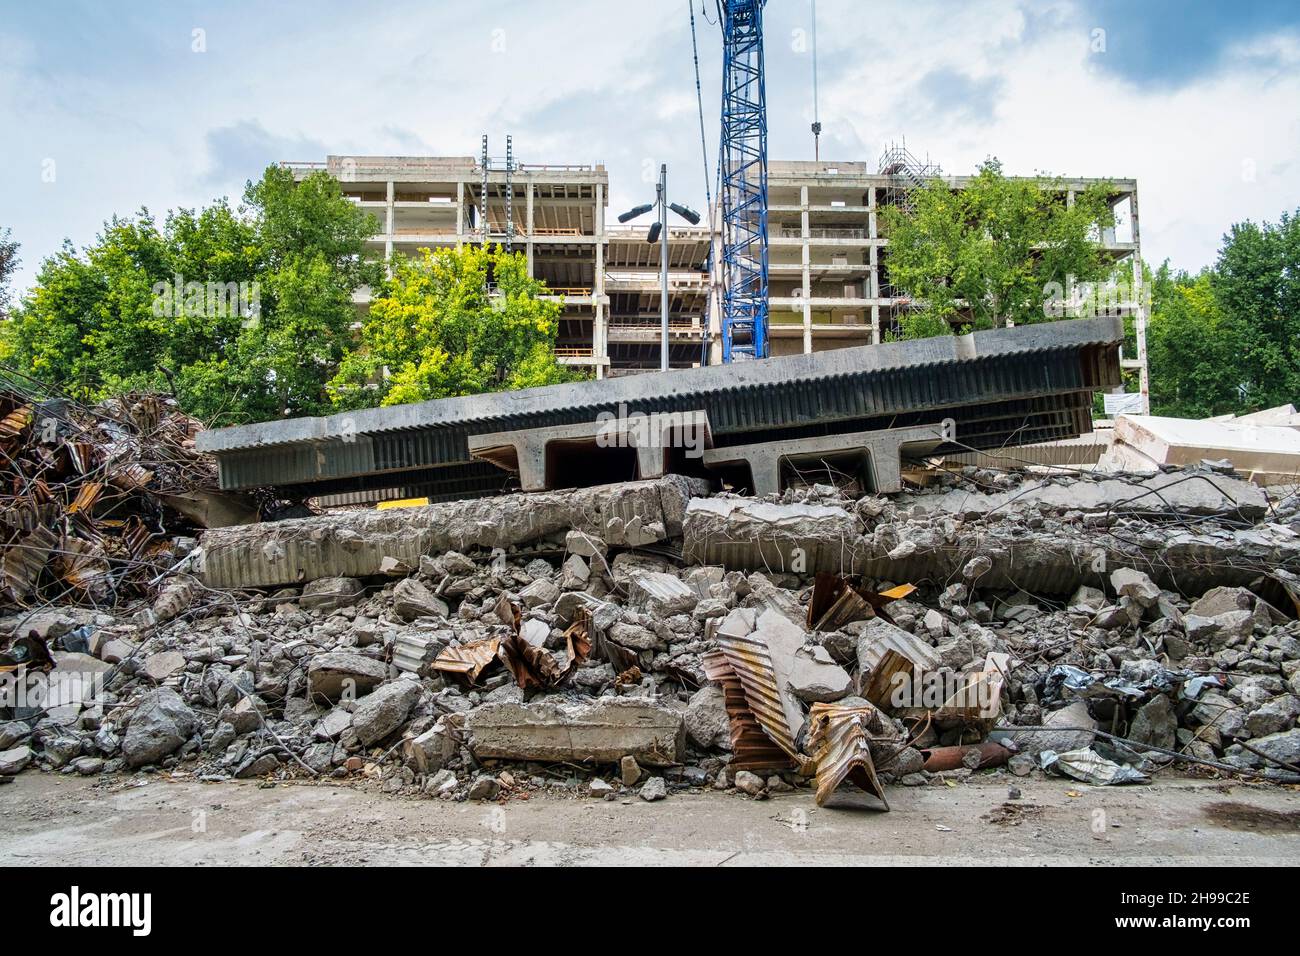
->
[3,463,1299,804]
[0,387,251,610]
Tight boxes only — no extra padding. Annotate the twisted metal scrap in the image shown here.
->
[0,384,220,609]
[806,701,898,809]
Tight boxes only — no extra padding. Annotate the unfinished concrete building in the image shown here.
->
[284,156,711,379]
[709,155,1148,410]
[286,151,1148,406]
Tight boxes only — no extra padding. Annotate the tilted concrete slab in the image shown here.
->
[194,317,1123,499]
[1106,415,1300,486]
[703,419,954,496]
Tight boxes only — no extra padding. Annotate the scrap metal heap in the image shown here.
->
[0,386,250,612]
[4,457,1300,799]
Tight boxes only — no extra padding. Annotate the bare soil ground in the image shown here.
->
[2,771,1298,866]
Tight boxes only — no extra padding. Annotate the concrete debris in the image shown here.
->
[466,697,685,766]
[1102,414,1300,487]
[307,652,388,703]
[639,776,667,801]
[392,579,450,622]
[2,457,1297,811]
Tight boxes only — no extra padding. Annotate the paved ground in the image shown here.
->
[1,771,1297,866]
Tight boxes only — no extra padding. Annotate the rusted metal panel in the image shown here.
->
[431,637,501,686]
[806,701,898,809]
[714,630,804,764]
[702,650,794,773]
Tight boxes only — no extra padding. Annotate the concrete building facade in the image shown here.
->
[287,154,1148,406]
[715,159,1148,410]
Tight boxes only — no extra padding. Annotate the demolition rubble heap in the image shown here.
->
[4,464,1300,799]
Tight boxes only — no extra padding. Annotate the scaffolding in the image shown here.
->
[877,140,942,323]
[877,139,941,216]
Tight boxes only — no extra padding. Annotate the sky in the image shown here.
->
[2,0,1299,297]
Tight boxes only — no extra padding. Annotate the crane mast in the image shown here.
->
[718,0,769,362]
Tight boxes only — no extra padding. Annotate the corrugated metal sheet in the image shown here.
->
[713,630,809,769]
[805,702,897,809]
[701,651,794,773]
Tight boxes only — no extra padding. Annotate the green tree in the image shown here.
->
[1,167,378,424]
[1212,210,1300,410]
[329,244,579,409]
[1146,264,1248,418]
[0,227,18,322]
[880,159,1118,338]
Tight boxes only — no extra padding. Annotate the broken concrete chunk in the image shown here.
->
[314,708,353,741]
[1011,700,1096,757]
[560,554,590,590]
[639,776,667,801]
[684,684,731,750]
[139,650,186,683]
[1110,567,1160,608]
[299,576,365,613]
[565,529,607,558]
[392,578,449,622]
[351,678,423,746]
[307,651,388,703]
[404,721,454,774]
[467,697,685,766]
[519,578,560,608]
[626,571,697,617]
[0,745,34,776]
[123,688,198,768]
[788,644,853,703]
[1245,695,1300,738]
[1128,694,1177,749]
[1190,586,1253,619]
[1069,585,1105,612]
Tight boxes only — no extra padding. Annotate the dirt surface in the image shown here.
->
[2,772,1298,866]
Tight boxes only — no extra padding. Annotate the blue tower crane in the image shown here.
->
[717,0,769,362]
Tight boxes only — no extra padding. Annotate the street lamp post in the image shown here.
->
[617,165,700,373]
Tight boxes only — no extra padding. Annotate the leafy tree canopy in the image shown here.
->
[880,158,1118,338]
[329,244,579,409]
[1147,208,1300,417]
[0,166,379,424]
[0,227,18,322]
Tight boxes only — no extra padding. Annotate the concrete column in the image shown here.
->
[708,203,724,366]
[455,181,464,246]
[594,237,606,380]
[867,186,881,343]
[384,181,394,273]
[525,176,535,272]
[800,185,812,354]
[526,177,535,234]
[1130,187,1150,413]
[594,182,607,379]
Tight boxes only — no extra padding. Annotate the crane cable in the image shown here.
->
[811,0,822,160]
[690,0,717,366]
[689,0,712,210]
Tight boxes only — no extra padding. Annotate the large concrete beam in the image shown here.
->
[703,419,954,496]
[199,476,706,589]
[469,410,711,491]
